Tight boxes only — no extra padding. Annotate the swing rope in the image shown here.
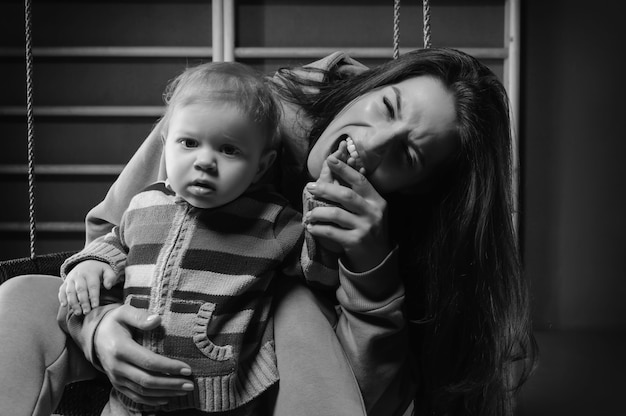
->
[393,0,401,59]
[423,0,432,49]
[393,0,432,59]
[21,0,433,257]
[24,0,37,260]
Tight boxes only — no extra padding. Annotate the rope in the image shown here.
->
[392,0,400,59]
[24,0,37,259]
[423,0,431,49]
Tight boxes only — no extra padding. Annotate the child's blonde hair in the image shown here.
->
[161,62,281,149]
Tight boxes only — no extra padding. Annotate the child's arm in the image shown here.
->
[59,224,128,315]
[59,259,118,315]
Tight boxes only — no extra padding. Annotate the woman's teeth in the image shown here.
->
[344,137,366,175]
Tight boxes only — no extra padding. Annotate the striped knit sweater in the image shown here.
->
[62,182,304,413]
[300,188,340,290]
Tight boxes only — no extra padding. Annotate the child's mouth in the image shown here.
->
[189,181,215,195]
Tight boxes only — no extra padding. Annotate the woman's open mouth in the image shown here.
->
[335,134,367,175]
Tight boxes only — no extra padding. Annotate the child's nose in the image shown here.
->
[194,151,217,172]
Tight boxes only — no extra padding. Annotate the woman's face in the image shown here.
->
[307,75,459,194]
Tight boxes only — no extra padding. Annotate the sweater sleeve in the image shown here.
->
[334,247,416,416]
[272,202,305,278]
[300,188,340,289]
[60,225,129,281]
[58,212,131,369]
[62,122,165,368]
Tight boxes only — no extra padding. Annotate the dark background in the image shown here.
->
[517,1,626,413]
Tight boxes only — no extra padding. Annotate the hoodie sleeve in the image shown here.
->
[334,247,416,416]
[85,119,167,245]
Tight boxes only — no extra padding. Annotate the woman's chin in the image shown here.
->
[306,157,323,180]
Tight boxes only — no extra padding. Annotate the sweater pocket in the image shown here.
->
[193,302,234,361]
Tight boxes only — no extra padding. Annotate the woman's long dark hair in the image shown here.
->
[274,48,537,416]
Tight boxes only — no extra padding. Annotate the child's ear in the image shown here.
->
[253,150,277,183]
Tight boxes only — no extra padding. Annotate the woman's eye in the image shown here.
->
[404,144,418,166]
[221,144,241,156]
[383,97,395,119]
[181,138,198,148]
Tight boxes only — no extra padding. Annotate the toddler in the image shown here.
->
[59,61,310,415]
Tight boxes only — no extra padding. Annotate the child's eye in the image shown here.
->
[181,138,198,148]
[221,144,241,156]
[383,96,395,119]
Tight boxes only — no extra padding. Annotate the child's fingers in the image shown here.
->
[102,267,118,290]
[318,141,349,185]
[317,160,334,184]
[88,284,100,309]
[335,140,350,164]
[324,155,384,205]
[73,277,92,314]
[58,282,68,307]
[85,274,102,309]
[64,281,82,315]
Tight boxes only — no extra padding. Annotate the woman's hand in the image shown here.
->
[304,143,393,272]
[94,304,194,406]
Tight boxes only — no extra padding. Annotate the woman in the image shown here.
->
[0,48,536,416]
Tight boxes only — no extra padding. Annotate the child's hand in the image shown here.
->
[304,142,393,273]
[303,141,349,254]
[58,260,117,315]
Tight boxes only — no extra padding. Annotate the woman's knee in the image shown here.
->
[0,274,64,337]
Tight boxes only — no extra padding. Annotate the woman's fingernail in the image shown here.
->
[146,314,158,322]
[182,383,195,391]
[180,368,192,376]
[306,182,317,190]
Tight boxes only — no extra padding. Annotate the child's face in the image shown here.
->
[164,102,274,209]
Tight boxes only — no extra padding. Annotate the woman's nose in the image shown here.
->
[362,130,399,166]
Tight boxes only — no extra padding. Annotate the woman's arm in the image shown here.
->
[335,250,415,416]
[304,154,416,415]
